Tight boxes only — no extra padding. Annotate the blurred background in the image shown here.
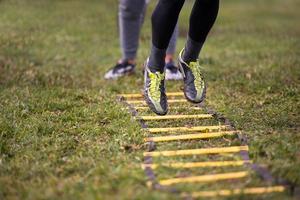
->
[0,0,299,199]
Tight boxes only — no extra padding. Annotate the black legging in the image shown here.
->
[152,0,219,50]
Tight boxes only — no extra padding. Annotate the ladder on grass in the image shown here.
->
[117,92,287,198]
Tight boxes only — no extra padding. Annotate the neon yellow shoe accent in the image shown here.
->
[148,71,165,102]
[188,61,205,94]
[178,49,206,102]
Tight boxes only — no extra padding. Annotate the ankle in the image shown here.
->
[165,54,174,64]
[119,58,136,65]
[148,45,166,73]
[127,59,136,65]
[182,36,203,63]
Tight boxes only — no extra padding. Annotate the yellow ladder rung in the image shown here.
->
[118,93,143,98]
[118,92,184,98]
[143,146,249,157]
[144,131,239,142]
[148,125,229,133]
[127,99,187,104]
[159,171,249,186]
[135,106,202,111]
[140,114,213,121]
[142,160,252,169]
[181,186,286,198]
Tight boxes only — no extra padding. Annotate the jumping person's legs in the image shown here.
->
[137,2,182,81]
[144,0,185,115]
[178,0,219,103]
[148,0,218,70]
[145,0,219,114]
[148,0,185,73]
[183,0,219,63]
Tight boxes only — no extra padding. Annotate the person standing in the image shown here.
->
[105,0,182,80]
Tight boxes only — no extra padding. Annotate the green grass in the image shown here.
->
[0,0,299,199]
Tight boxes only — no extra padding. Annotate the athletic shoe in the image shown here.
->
[144,61,168,115]
[165,61,183,80]
[104,60,135,79]
[178,49,206,103]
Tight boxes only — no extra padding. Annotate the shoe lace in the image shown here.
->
[189,61,204,90]
[148,71,165,101]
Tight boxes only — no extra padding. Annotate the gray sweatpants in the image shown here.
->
[119,0,178,60]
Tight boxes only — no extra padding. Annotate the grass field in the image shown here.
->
[0,0,299,199]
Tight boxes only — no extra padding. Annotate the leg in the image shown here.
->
[178,0,219,103]
[144,0,185,115]
[148,0,185,72]
[104,0,146,79]
[165,23,183,80]
[183,0,219,62]
[119,0,146,61]
[166,23,179,57]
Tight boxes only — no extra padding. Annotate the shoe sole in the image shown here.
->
[144,96,168,115]
[183,84,206,104]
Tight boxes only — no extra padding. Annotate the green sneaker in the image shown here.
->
[178,49,206,103]
[144,62,168,115]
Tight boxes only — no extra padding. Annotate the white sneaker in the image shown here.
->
[104,60,135,80]
[165,61,183,80]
